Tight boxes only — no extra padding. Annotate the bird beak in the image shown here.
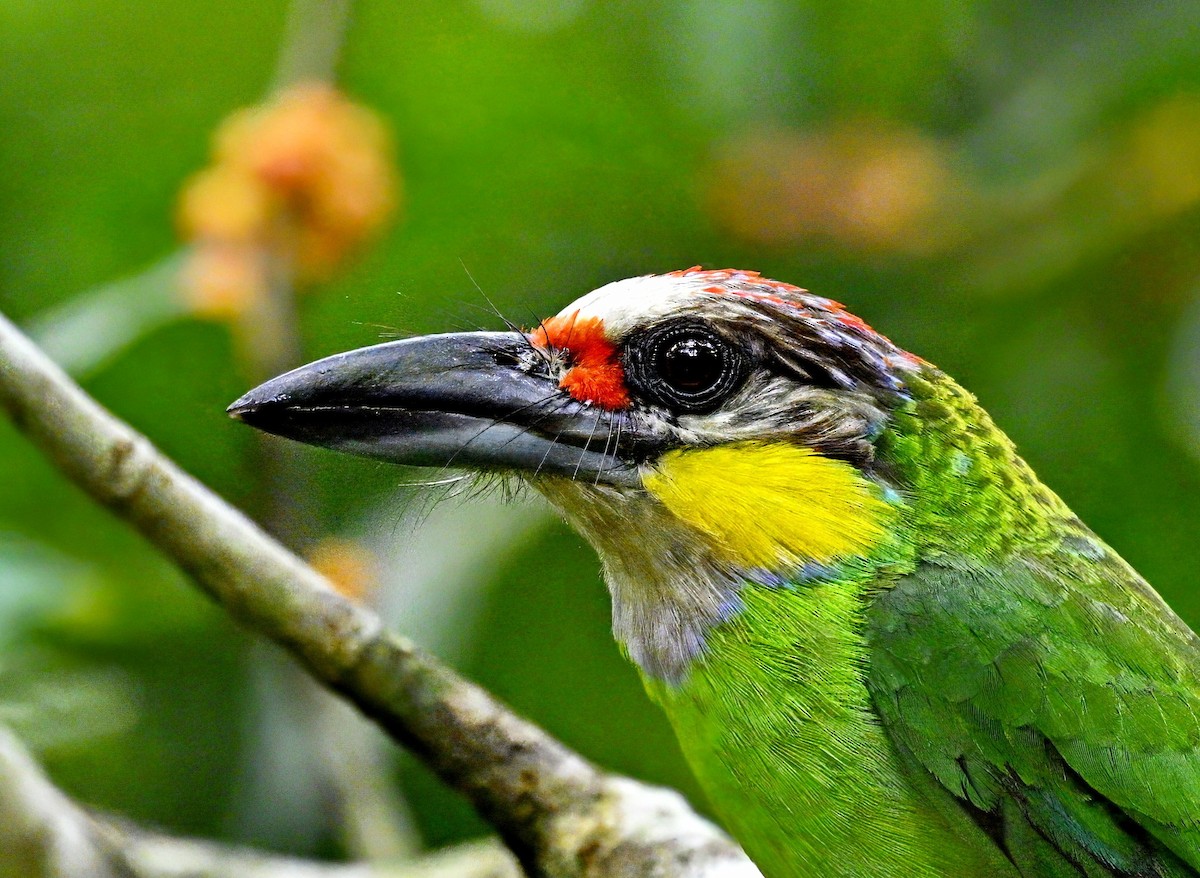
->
[227,331,641,486]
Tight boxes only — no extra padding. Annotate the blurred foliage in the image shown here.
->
[179,81,397,317]
[4,0,1200,863]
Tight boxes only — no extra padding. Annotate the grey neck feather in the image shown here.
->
[535,479,740,683]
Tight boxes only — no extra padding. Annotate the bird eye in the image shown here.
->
[658,336,723,392]
[623,320,747,413]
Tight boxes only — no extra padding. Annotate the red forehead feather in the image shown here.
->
[669,265,804,296]
[529,312,630,410]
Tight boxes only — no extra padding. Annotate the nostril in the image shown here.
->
[490,347,521,368]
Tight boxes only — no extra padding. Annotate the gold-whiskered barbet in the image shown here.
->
[229,268,1200,877]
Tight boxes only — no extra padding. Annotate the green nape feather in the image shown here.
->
[640,367,1200,878]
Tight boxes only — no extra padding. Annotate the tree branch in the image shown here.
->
[0,727,118,878]
[0,309,758,878]
[112,826,522,878]
[0,722,520,878]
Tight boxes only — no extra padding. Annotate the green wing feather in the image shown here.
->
[866,548,1200,877]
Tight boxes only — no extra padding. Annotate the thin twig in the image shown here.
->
[0,727,119,878]
[115,827,521,878]
[0,722,519,878]
[272,0,355,90]
[0,309,758,878]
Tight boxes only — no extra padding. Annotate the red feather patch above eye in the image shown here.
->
[529,312,630,410]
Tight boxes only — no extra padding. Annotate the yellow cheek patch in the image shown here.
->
[642,441,893,570]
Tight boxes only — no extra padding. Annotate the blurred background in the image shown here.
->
[3,0,1200,864]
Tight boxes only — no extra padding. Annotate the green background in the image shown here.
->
[3,0,1200,861]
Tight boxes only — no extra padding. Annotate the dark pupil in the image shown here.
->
[658,337,723,394]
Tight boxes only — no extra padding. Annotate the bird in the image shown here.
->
[229,267,1200,877]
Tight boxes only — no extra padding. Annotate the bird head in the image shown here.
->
[230,268,961,678]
